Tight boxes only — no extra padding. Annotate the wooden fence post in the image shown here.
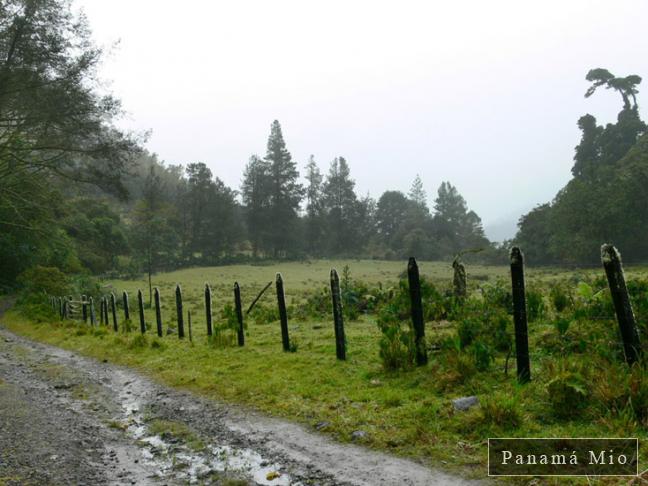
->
[99,298,104,325]
[137,289,146,334]
[89,297,96,326]
[601,244,641,364]
[154,287,163,337]
[103,297,109,326]
[330,269,346,360]
[81,295,88,323]
[110,292,118,332]
[175,284,184,339]
[188,310,193,343]
[276,273,290,352]
[407,257,428,366]
[452,259,467,299]
[62,299,68,320]
[122,291,130,321]
[234,282,244,346]
[205,283,213,337]
[510,247,531,383]
[58,297,63,319]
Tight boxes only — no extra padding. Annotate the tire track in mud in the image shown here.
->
[0,323,480,485]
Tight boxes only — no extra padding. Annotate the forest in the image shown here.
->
[2,1,647,293]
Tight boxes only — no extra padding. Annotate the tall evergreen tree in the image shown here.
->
[322,157,361,254]
[304,155,325,256]
[408,174,428,210]
[264,120,303,256]
[241,155,271,257]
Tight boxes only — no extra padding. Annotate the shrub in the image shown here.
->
[481,395,522,428]
[16,266,69,296]
[550,284,571,313]
[376,303,415,371]
[526,287,545,322]
[471,341,494,371]
[547,371,588,419]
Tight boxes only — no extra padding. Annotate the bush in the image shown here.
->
[481,395,522,428]
[376,303,416,371]
[547,371,588,419]
[526,287,545,322]
[471,341,494,371]
[16,266,69,297]
[550,284,571,313]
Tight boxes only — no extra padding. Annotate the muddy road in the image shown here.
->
[0,323,479,485]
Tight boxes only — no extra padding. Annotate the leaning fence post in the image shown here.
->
[110,292,118,332]
[82,295,88,323]
[407,257,428,366]
[601,244,641,365]
[154,287,163,338]
[205,283,213,337]
[330,269,346,360]
[510,247,531,383]
[89,297,96,326]
[175,284,185,339]
[137,289,146,334]
[276,273,290,352]
[234,282,244,346]
[122,291,130,321]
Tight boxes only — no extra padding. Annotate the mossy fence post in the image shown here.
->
[330,269,346,360]
[205,283,213,337]
[407,257,428,366]
[89,297,96,326]
[99,298,104,325]
[234,282,244,346]
[154,287,163,337]
[81,295,88,323]
[110,292,118,332]
[601,244,641,364]
[137,289,146,334]
[175,284,185,339]
[58,297,63,319]
[276,273,290,352]
[452,259,467,299]
[510,247,531,383]
[122,291,130,321]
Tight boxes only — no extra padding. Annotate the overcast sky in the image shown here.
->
[77,0,648,238]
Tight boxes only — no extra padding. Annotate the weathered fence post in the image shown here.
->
[154,287,163,338]
[137,289,146,334]
[89,297,96,326]
[62,298,68,320]
[58,297,63,319]
[103,297,109,326]
[99,298,104,325]
[330,269,346,360]
[188,310,193,343]
[205,283,213,337]
[81,295,88,323]
[407,257,427,366]
[601,244,641,364]
[452,259,467,299]
[122,291,130,321]
[234,282,244,346]
[276,273,290,352]
[175,284,185,339]
[510,247,531,383]
[110,292,118,332]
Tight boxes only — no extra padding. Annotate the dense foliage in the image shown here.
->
[516,68,648,264]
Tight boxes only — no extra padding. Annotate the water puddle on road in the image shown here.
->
[115,371,292,485]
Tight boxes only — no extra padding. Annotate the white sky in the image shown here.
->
[77,0,648,234]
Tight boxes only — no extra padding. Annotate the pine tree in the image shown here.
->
[241,155,271,257]
[322,157,361,254]
[264,120,303,256]
[408,174,428,210]
[304,155,324,256]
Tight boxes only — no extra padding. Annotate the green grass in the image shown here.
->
[7,259,648,482]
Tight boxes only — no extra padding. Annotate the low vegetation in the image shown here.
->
[6,260,648,479]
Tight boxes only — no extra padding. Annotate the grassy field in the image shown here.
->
[6,259,648,483]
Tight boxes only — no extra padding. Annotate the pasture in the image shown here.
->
[7,258,648,480]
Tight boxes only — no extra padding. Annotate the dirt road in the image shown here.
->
[0,320,480,485]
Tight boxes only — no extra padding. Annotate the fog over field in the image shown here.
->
[77,0,648,233]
